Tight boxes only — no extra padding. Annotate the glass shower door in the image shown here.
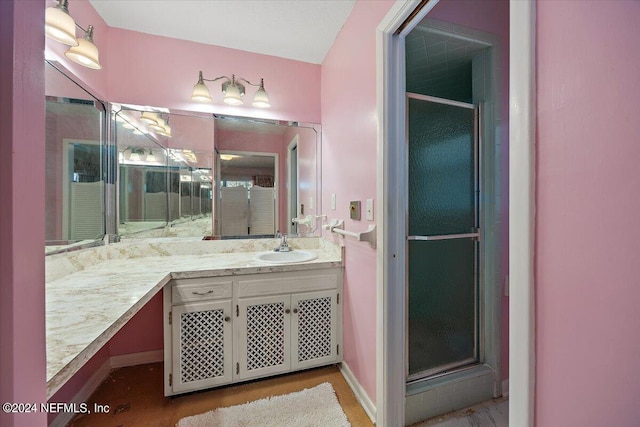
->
[407,94,479,380]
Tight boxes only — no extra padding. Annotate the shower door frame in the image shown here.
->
[405,93,482,382]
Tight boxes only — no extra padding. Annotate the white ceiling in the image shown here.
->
[88,0,356,64]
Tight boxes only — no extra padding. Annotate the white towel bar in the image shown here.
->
[323,219,376,248]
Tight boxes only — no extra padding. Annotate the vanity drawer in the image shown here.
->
[172,279,233,304]
[237,271,339,298]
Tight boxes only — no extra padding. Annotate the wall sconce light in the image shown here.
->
[191,71,270,108]
[45,0,102,70]
[127,147,145,162]
[146,150,157,163]
[139,111,172,137]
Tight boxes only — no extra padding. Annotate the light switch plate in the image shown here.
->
[366,198,374,220]
[331,194,336,210]
[349,201,361,220]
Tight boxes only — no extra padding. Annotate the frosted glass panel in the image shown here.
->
[408,98,475,236]
[408,239,476,376]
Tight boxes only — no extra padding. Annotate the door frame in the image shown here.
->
[287,135,299,234]
[376,1,536,426]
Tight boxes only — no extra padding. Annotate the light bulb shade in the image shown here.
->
[45,1,78,46]
[147,151,157,162]
[252,86,271,108]
[223,84,243,106]
[65,27,101,70]
[149,123,164,132]
[158,123,172,137]
[192,72,212,102]
[140,111,160,125]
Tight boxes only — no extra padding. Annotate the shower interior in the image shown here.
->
[406,20,496,383]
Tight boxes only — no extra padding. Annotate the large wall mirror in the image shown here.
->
[115,107,214,238]
[114,110,321,240]
[45,60,107,254]
[44,90,321,245]
[214,116,321,238]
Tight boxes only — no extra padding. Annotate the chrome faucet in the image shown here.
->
[274,234,292,252]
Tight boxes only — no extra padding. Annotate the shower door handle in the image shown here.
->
[407,232,480,241]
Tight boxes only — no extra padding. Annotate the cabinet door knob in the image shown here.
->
[224,316,231,322]
[293,308,298,314]
[285,308,291,314]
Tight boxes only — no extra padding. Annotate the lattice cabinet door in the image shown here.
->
[171,300,233,393]
[291,290,339,370]
[237,295,291,380]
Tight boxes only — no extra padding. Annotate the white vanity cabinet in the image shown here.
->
[166,278,234,394]
[164,268,342,396]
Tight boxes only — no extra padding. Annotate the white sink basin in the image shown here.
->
[255,250,318,264]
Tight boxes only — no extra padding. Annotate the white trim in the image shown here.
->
[110,349,163,369]
[48,358,111,427]
[376,1,439,426]
[48,351,164,427]
[339,362,376,424]
[509,1,536,426]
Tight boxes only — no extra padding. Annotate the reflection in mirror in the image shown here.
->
[217,151,277,237]
[214,117,320,238]
[168,149,213,237]
[115,108,214,238]
[113,110,319,240]
[45,60,106,254]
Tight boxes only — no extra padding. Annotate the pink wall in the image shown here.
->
[536,2,640,425]
[321,0,395,402]
[106,28,321,123]
[429,0,510,382]
[0,1,48,425]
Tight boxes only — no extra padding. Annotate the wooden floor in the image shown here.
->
[68,363,373,427]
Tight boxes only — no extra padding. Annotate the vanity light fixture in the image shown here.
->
[140,111,161,125]
[191,71,271,108]
[45,0,78,46]
[155,115,172,138]
[146,150,157,163]
[64,25,101,70]
[45,0,102,70]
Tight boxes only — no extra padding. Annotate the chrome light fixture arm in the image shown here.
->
[191,72,270,108]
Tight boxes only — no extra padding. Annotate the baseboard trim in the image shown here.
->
[502,378,509,397]
[110,350,164,369]
[48,358,112,427]
[339,362,377,424]
[49,350,163,427]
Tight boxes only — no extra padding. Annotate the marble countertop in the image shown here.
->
[46,238,343,398]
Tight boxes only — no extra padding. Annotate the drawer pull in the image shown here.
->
[285,308,291,314]
[191,290,214,296]
[293,308,299,314]
[224,316,231,322]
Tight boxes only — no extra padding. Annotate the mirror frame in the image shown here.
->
[45,59,110,256]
